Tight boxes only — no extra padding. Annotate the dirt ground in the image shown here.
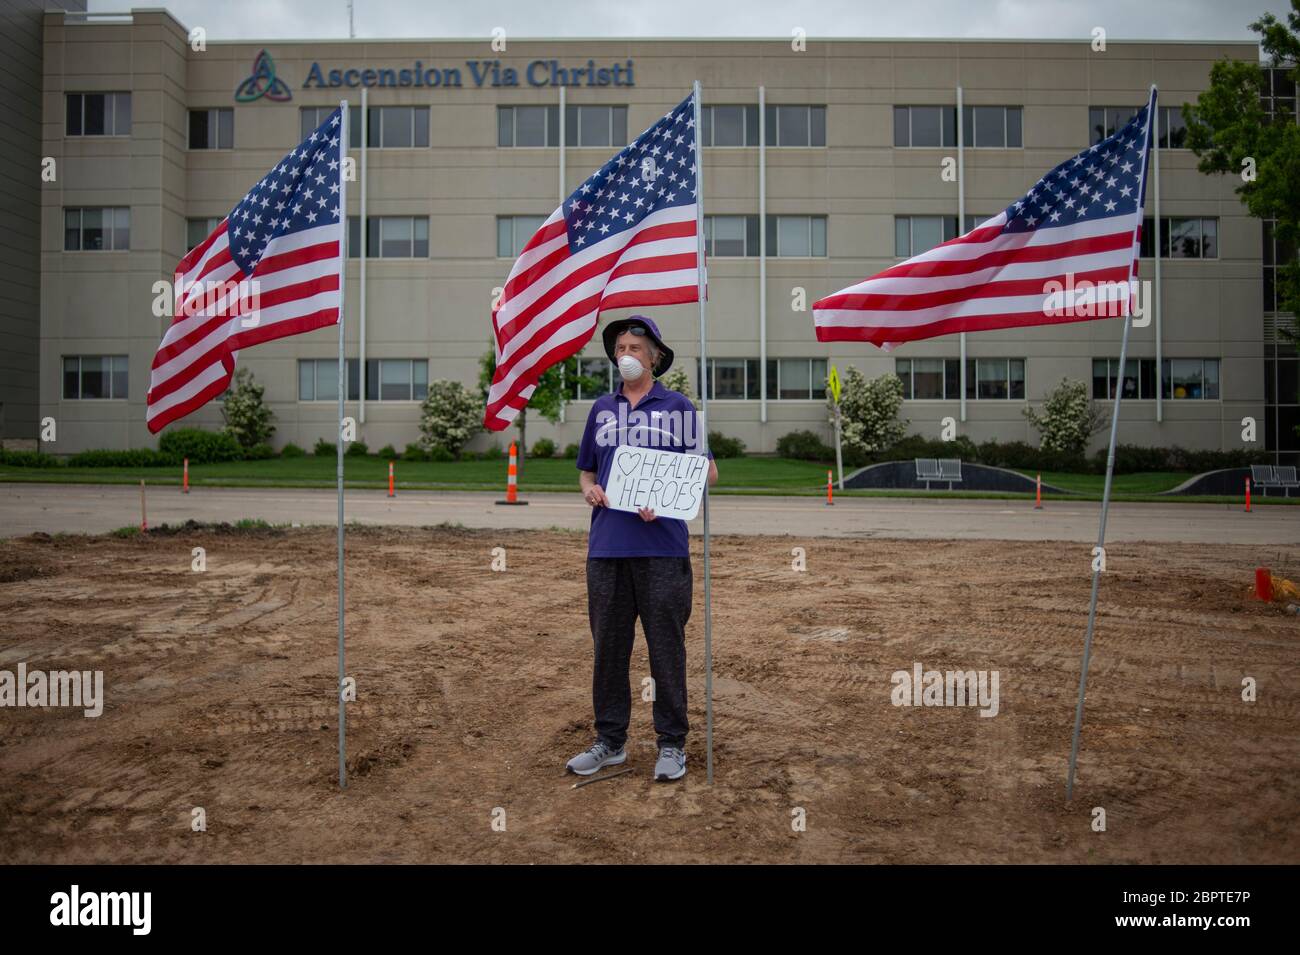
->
[0,524,1296,864]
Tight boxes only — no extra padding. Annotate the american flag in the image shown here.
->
[146,107,345,433]
[814,89,1156,350]
[484,91,702,431]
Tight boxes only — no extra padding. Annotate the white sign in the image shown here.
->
[605,446,708,521]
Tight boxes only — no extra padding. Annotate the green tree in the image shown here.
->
[478,346,598,475]
[1184,3,1300,347]
[834,367,907,455]
[1023,378,1108,455]
[220,367,275,449]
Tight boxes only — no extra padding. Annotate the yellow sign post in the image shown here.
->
[828,365,844,490]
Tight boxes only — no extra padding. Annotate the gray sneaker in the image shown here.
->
[566,740,626,776]
[654,746,686,781]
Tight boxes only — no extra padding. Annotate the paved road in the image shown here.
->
[1,482,1296,544]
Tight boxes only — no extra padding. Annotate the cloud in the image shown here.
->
[86,0,1280,41]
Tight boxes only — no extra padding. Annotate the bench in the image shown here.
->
[937,459,963,490]
[915,458,941,489]
[1251,464,1280,497]
[915,458,962,490]
[1277,465,1299,498]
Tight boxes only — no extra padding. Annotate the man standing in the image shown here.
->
[566,316,718,782]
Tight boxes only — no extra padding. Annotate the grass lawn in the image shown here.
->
[1020,470,1193,495]
[1,456,1292,504]
[0,454,829,492]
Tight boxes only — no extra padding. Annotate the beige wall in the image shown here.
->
[38,12,1264,456]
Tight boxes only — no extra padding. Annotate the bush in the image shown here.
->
[419,379,484,457]
[378,443,398,461]
[708,431,746,458]
[280,442,306,458]
[836,367,908,455]
[220,367,275,449]
[402,442,429,462]
[429,446,455,462]
[313,438,337,457]
[243,443,275,460]
[530,438,556,459]
[68,448,178,467]
[659,367,698,409]
[1104,444,1171,474]
[0,449,62,468]
[483,445,504,460]
[563,442,580,459]
[1023,378,1107,455]
[777,429,835,462]
[159,428,243,464]
[459,450,481,461]
[345,440,370,457]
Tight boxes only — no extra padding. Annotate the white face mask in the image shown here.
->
[617,354,646,382]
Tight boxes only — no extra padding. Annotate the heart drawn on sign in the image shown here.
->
[616,450,643,476]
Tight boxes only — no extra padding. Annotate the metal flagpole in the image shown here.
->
[692,80,713,786]
[337,99,349,789]
[1066,85,1157,801]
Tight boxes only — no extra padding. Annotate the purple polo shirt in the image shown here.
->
[577,380,711,558]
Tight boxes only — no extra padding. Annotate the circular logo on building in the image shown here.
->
[235,49,292,103]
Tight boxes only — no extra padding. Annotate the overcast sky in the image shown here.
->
[84,0,1289,42]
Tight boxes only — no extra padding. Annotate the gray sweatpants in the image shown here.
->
[586,556,693,750]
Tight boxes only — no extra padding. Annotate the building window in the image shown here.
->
[968,358,1025,399]
[1261,68,1296,124]
[1092,357,1220,400]
[63,356,128,399]
[700,105,759,146]
[65,93,131,136]
[346,216,428,258]
[299,358,428,401]
[902,358,1025,400]
[1139,217,1218,259]
[189,108,234,149]
[961,106,1023,148]
[1090,105,1186,148]
[696,358,826,400]
[895,106,1020,148]
[497,215,549,257]
[565,105,628,148]
[764,105,826,146]
[895,215,959,257]
[300,105,361,148]
[497,105,560,147]
[703,215,759,257]
[1263,219,1297,313]
[576,357,613,399]
[186,217,223,252]
[1165,358,1220,400]
[894,106,957,147]
[366,106,430,148]
[767,215,827,257]
[1092,358,1158,399]
[896,358,963,400]
[64,208,129,251]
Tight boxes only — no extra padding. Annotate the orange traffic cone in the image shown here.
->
[1034,472,1043,509]
[495,442,529,506]
[388,460,395,498]
[826,469,834,506]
